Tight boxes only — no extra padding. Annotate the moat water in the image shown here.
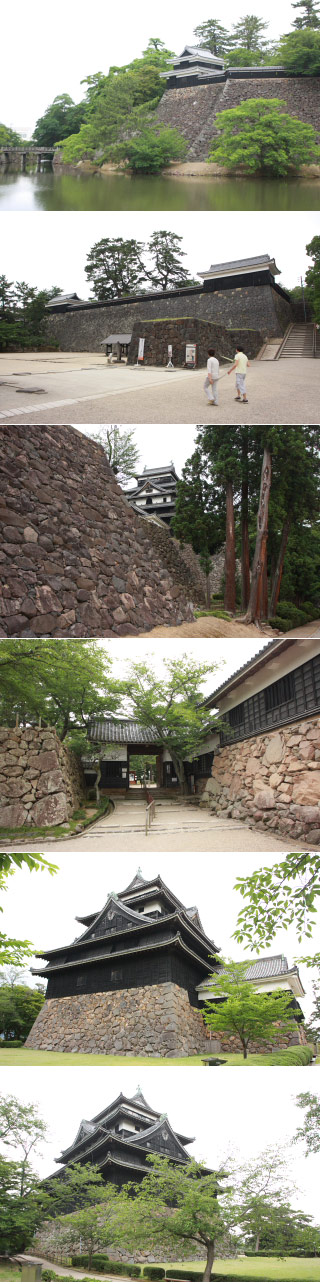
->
[1,169,320,211]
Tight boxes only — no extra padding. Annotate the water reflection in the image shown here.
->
[0,170,319,211]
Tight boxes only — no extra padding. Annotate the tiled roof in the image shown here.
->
[88,719,160,744]
[244,954,289,980]
[208,255,274,272]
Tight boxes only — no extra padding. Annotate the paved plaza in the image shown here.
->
[1,799,300,853]
[0,351,319,424]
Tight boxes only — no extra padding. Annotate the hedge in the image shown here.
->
[268,1045,314,1066]
[142,1270,166,1280]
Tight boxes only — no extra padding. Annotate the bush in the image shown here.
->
[0,1039,24,1047]
[208,97,319,176]
[268,617,293,632]
[268,1044,314,1066]
[119,125,188,173]
[142,1270,165,1280]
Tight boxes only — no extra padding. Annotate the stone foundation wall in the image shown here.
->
[0,726,84,829]
[25,983,210,1056]
[136,515,207,605]
[200,715,320,843]
[44,283,289,353]
[0,426,193,637]
[33,1225,205,1265]
[156,77,320,158]
[129,317,263,366]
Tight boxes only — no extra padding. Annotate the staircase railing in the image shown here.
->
[145,799,156,835]
[274,323,293,360]
[313,324,318,358]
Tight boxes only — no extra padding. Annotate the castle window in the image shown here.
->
[264,673,294,712]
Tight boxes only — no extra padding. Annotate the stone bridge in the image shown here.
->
[0,146,54,172]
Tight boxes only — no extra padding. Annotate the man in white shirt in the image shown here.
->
[204,347,220,405]
[228,346,250,402]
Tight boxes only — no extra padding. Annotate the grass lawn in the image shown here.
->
[158,1259,320,1280]
[0,1049,313,1067]
[0,1268,21,1281]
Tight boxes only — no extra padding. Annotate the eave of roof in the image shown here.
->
[202,641,294,707]
[32,932,217,979]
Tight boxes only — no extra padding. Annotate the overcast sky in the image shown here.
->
[2,0,298,138]
[79,425,199,480]
[92,637,267,709]
[1,211,318,295]
[2,1065,319,1221]
[2,850,319,1018]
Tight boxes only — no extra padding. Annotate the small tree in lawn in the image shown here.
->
[122,1154,235,1282]
[125,654,224,789]
[208,98,319,176]
[203,959,298,1058]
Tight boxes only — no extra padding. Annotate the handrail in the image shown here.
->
[313,324,318,358]
[145,799,156,836]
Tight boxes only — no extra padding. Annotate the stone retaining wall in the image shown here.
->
[200,715,320,843]
[25,983,210,1056]
[129,317,263,366]
[0,426,193,637]
[0,726,84,828]
[136,515,207,605]
[44,282,289,352]
[156,77,320,158]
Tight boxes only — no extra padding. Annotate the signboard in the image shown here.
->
[168,345,173,359]
[138,337,145,362]
[185,343,197,367]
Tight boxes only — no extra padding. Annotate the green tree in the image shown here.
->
[125,654,224,787]
[33,94,86,147]
[0,1093,46,1196]
[292,0,320,29]
[147,230,195,290]
[51,1192,122,1268]
[278,27,320,72]
[85,238,147,301]
[294,1092,320,1153]
[226,46,268,66]
[305,978,320,1041]
[193,19,230,56]
[0,278,62,352]
[0,124,24,146]
[305,235,320,323]
[123,1154,234,1282]
[208,98,319,175]
[116,123,188,173]
[83,426,140,482]
[228,14,270,52]
[204,959,298,1058]
[0,639,121,744]
[0,1156,42,1256]
[0,984,45,1042]
[44,1161,114,1215]
[59,42,174,163]
[233,852,320,949]
[172,443,224,560]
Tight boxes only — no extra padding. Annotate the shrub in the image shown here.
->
[208,97,319,176]
[268,617,295,632]
[142,1269,165,1280]
[119,125,188,173]
[268,1044,314,1066]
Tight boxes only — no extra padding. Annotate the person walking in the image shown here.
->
[204,347,219,405]
[228,346,250,402]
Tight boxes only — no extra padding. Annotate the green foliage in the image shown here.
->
[86,237,147,300]
[58,41,174,162]
[0,853,56,968]
[143,1270,165,1280]
[294,1092,320,1153]
[0,123,24,146]
[278,27,320,72]
[33,93,86,147]
[228,15,270,52]
[208,98,319,175]
[305,235,320,323]
[0,984,45,1041]
[204,959,298,1057]
[0,276,61,352]
[147,231,192,289]
[83,426,140,482]
[116,125,187,172]
[193,19,230,56]
[0,638,122,745]
[125,653,223,784]
[121,1154,234,1281]
[292,0,320,28]
[233,853,320,949]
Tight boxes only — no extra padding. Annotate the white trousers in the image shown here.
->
[204,376,219,405]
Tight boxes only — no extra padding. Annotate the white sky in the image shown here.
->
[1,1065,320,1222]
[78,425,199,480]
[1,212,318,295]
[89,637,268,710]
[2,851,319,1018]
[2,0,298,138]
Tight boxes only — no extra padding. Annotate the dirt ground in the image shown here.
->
[141,618,320,639]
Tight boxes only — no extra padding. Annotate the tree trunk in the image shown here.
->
[170,749,187,792]
[244,448,272,623]
[269,515,292,618]
[224,480,236,613]
[242,1041,248,1059]
[203,1241,215,1281]
[261,552,268,619]
[255,1232,260,1254]
[241,430,250,610]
